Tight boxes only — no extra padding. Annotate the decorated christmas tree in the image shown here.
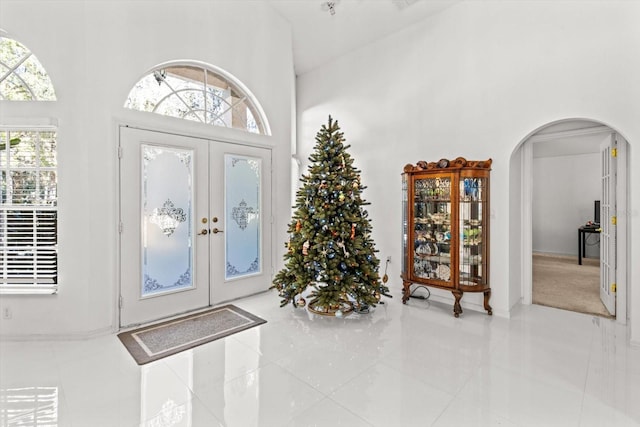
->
[271,116,390,316]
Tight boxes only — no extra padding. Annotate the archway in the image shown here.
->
[510,119,629,323]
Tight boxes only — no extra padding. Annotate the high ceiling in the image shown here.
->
[267,0,461,75]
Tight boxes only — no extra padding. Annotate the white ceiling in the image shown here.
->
[530,121,611,158]
[266,2,614,157]
[267,0,461,75]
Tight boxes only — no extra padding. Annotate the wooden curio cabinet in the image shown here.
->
[401,157,492,317]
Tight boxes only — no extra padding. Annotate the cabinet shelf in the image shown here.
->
[415,254,452,264]
[402,157,492,317]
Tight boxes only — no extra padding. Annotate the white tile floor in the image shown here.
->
[1,290,640,427]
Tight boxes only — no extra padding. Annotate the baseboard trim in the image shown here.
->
[0,325,114,341]
[416,292,510,318]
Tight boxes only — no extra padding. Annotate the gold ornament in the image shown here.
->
[295,220,301,232]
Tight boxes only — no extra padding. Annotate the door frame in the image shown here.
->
[116,121,276,329]
[520,124,628,324]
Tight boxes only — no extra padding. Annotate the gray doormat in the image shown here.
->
[118,305,266,365]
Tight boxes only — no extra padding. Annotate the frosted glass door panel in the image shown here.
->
[142,144,194,297]
[225,154,261,280]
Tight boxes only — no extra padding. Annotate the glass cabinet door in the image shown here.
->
[459,176,487,286]
[413,176,453,286]
[402,173,408,277]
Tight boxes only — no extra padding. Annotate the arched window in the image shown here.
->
[125,62,270,135]
[0,33,58,294]
[0,35,56,100]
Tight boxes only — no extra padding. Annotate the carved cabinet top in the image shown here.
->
[403,157,492,173]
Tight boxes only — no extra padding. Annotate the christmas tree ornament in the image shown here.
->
[302,240,310,255]
[382,257,390,283]
[350,224,356,240]
[296,220,301,232]
[297,297,306,307]
[337,240,350,257]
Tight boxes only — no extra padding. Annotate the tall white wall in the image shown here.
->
[533,153,600,257]
[296,1,640,343]
[0,0,294,337]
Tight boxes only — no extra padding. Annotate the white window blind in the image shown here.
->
[0,129,57,294]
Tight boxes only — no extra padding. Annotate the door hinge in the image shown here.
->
[611,148,617,158]
[119,221,124,233]
[611,216,617,225]
[119,295,123,308]
[611,283,617,293]
[118,146,123,159]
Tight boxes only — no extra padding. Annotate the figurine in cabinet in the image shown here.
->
[401,157,491,317]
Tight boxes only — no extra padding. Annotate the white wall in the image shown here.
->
[296,1,640,343]
[0,0,294,337]
[532,153,600,257]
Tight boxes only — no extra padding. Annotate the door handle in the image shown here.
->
[199,229,209,235]
[211,228,224,234]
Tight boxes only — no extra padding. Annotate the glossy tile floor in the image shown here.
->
[1,291,639,427]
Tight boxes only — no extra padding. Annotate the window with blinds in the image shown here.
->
[0,129,57,294]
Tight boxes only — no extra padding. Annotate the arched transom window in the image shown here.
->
[0,35,56,101]
[125,63,269,135]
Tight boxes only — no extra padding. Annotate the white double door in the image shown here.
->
[119,127,272,327]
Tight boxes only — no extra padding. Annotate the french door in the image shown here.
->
[600,133,616,316]
[119,127,272,327]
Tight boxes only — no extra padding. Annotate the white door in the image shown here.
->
[120,127,210,327]
[209,142,272,304]
[119,127,273,327]
[600,133,616,315]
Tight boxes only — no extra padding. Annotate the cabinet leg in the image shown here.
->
[402,280,410,304]
[484,289,492,315]
[452,290,463,317]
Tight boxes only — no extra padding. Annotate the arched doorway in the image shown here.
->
[511,119,629,323]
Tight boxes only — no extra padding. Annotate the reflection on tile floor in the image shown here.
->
[1,291,639,426]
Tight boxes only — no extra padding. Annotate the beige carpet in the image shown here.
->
[533,253,613,318]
